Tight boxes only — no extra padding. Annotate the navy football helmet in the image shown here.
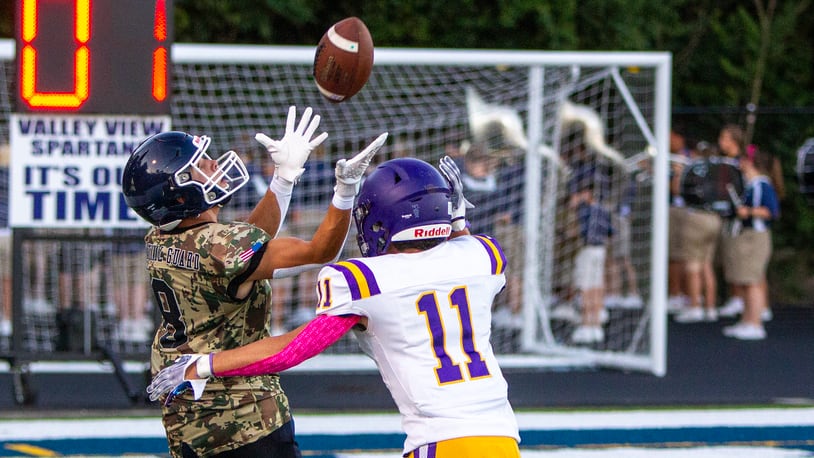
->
[122,131,249,229]
[354,158,452,257]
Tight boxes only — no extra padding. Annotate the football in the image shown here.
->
[313,17,374,103]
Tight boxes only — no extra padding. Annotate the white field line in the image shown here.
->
[0,408,812,441]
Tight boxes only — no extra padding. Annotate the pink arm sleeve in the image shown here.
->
[214,314,361,377]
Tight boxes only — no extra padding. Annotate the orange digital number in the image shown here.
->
[20,0,91,110]
[18,0,169,110]
[152,0,168,102]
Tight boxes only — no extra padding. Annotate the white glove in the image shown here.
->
[334,132,389,198]
[438,155,474,231]
[146,354,211,406]
[255,106,329,183]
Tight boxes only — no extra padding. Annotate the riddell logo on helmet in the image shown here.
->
[413,225,451,237]
[392,223,452,242]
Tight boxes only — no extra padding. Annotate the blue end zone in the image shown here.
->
[3,408,814,457]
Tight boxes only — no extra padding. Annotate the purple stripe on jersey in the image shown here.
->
[474,235,507,274]
[411,442,437,458]
[345,259,381,295]
[328,260,380,301]
[329,263,364,300]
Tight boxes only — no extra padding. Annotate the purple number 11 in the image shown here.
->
[417,287,491,385]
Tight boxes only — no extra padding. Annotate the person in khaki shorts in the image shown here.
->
[667,203,689,309]
[667,129,693,312]
[568,180,613,344]
[722,145,780,341]
[673,139,735,324]
[673,208,722,323]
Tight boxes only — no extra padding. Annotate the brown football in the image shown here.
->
[313,17,374,103]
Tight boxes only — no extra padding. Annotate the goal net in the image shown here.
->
[0,42,671,375]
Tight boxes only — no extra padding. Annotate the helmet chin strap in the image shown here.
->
[159,219,182,231]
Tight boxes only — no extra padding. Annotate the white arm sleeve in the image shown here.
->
[267,174,294,237]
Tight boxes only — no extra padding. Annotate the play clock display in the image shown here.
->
[10,0,174,228]
[15,0,173,115]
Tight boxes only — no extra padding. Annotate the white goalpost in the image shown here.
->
[0,41,671,375]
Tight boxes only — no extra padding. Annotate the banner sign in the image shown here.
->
[9,113,171,228]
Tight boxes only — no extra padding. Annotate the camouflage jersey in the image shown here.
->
[146,220,290,457]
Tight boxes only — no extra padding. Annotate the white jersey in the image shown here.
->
[315,235,520,454]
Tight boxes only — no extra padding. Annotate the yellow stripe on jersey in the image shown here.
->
[331,260,381,300]
[473,235,506,275]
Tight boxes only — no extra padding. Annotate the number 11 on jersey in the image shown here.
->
[417,287,491,385]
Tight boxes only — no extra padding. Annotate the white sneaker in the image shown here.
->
[492,308,512,327]
[761,308,773,322]
[119,319,135,342]
[667,295,688,313]
[508,311,524,330]
[572,325,602,344]
[620,294,644,309]
[598,308,609,324]
[705,308,718,322]
[723,322,747,337]
[592,326,605,342]
[102,302,118,314]
[604,295,624,309]
[0,319,11,337]
[724,323,766,340]
[718,297,744,317]
[135,317,154,340]
[674,307,705,323]
[550,304,581,324]
[492,308,523,329]
[25,298,53,314]
[120,318,152,342]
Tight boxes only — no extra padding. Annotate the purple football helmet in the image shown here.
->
[354,158,453,257]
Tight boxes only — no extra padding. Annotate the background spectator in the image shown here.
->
[605,175,643,309]
[667,129,692,313]
[568,178,613,345]
[674,142,724,323]
[722,145,780,340]
[716,124,747,317]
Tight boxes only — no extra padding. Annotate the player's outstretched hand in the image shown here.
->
[439,156,473,231]
[255,106,329,183]
[147,354,209,406]
[334,132,388,197]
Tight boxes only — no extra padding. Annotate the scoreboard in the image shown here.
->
[16,0,171,114]
[10,0,174,228]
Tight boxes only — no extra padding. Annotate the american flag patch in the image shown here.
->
[238,241,263,263]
